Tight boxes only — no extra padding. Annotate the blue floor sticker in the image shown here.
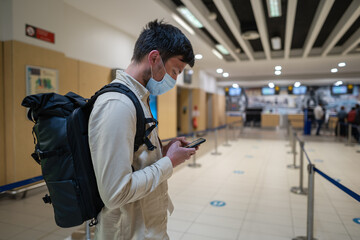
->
[335,179,341,182]
[234,170,244,174]
[353,218,360,224]
[314,159,323,163]
[245,155,253,158]
[210,201,226,207]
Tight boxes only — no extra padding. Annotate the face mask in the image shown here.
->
[146,57,176,96]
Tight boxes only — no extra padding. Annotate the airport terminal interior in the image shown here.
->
[1,0,360,239]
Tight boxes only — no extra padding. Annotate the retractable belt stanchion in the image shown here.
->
[86,221,91,240]
[288,132,300,169]
[223,124,231,147]
[293,163,317,240]
[337,122,340,140]
[291,140,308,195]
[345,124,354,146]
[287,127,294,153]
[188,132,201,168]
[211,128,221,155]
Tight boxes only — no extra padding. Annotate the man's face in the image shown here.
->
[152,55,187,81]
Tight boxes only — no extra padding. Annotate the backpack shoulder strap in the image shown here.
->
[86,83,157,152]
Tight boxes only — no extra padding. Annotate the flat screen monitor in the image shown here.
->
[183,69,193,84]
[293,86,307,95]
[261,87,275,95]
[332,85,347,95]
[229,87,241,96]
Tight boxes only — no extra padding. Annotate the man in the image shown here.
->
[314,103,324,136]
[336,106,347,136]
[88,20,197,239]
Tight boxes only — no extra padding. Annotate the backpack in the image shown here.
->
[21,83,158,228]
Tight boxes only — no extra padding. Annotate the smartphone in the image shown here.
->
[185,138,206,148]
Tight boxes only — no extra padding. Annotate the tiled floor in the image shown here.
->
[1,127,360,239]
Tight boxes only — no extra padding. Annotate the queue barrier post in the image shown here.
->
[293,163,317,240]
[288,132,300,169]
[291,140,308,195]
[345,124,354,146]
[188,132,201,168]
[337,122,340,140]
[223,124,231,147]
[287,127,294,153]
[86,221,91,240]
[211,128,221,155]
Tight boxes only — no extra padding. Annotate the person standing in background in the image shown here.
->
[314,103,324,136]
[337,106,347,136]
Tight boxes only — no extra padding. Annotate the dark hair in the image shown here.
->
[132,20,195,67]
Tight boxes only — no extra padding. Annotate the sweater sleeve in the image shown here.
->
[88,94,173,209]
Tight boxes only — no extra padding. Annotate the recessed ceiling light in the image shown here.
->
[176,6,203,28]
[268,82,275,88]
[223,72,229,78]
[212,49,223,59]
[335,81,343,86]
[275,65,282,71]
[294,82,301,88]
[331,68,338,73]
[215,44,230,55]
[195,54,203,60]
[338,62,346,67]
[172,14,195,35]
[216,68,223,74]
[275,70,281,75]
[266,0,282,18]
[232,83,239,88]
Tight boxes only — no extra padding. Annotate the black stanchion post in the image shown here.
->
[188,133,201,168]
[211,128,221,155]
[291,140,308,195]
[293,163,317,240]
[288,132,300,169]
[223,124,231,147]
[337,122,340,140]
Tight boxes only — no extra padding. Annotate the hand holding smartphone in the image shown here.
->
[185,138,206,148]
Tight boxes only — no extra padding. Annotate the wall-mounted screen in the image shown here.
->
[292,86,307,95]
[183,69,193,84]
[261,87,275,95]
[332,85,348,95]
[229,87,241,96]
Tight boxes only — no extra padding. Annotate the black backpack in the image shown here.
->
[21,83,158,228]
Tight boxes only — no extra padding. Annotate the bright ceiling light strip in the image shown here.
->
[212,49,223,59]
[177,6,203,28]
[172,14,195,35]
[215,44,230,55]
[267,0,282,18]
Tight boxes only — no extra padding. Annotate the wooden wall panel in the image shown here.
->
[192,88,206,131]
[0,42,5,185]
[158,86,177,139]
[78,61,111,98]
[179,88,191,134]
[10,41,68,182]
[60,58,79,95]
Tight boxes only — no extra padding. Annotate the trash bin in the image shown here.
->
[304,120,312,135]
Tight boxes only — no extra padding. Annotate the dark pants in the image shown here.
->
[316,119,323,135]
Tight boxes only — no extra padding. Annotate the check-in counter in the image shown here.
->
[328,116,338,129]
[288,114,304,128]
[261,114,280,127]
[226,115,243,125]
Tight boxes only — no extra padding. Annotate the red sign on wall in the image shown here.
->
[25,24,55,44]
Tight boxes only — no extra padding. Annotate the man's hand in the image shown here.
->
[162,137,189,156]
[166,141,196,168]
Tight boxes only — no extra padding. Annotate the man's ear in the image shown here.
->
[148,50,160,65]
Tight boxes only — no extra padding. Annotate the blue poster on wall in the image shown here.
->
[149,95,158,120]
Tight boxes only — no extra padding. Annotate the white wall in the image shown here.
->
[0,0,13,41]
[199,70,224,95]
[63,4,134,69]
[5,0,135,69]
